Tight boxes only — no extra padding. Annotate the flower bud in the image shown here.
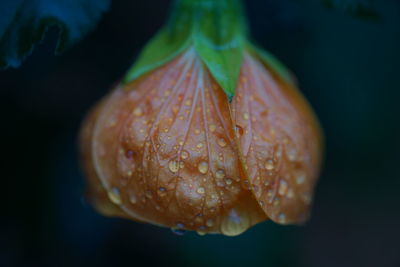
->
[80,0,323,236]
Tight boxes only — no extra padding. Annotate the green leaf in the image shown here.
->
[0,0,110,69]
[247,43,296,87]
[322,0,380,20]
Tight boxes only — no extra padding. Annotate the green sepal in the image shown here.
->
[247,43,296,87]
[123,28,191,83]
[124,0,247,100]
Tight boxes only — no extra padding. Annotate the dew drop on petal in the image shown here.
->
[265,159,275,170]
[225,178,233,185]
[197,187,205,194]
[215,169,225,179]
[220,209,250,236]
[129,193,137,204]
[145,190,153,199]
[235,125,244,137]
[125,149,135,159]
[286,147,298,162]
[158,187,167,197]
[198,161,209,174]
[181,150,189,159]
[296,172,306,185]
[278,179,288,196]
[197,230,207,236]
[108,187,122,205]
[277,213,286,223]
[133,107,143,116]
[209,124,217,132]
[168,160,180,173]
[302,192,312,204]
[217,138,227,148]
[171,228,186,236]
[171,222,186,235]
[287,188,294,198]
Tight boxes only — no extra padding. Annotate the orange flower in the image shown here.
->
[80,47,322,236]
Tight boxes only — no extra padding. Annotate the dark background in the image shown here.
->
[1,0,399,266]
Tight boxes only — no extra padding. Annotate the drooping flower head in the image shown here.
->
[80,0,323,236]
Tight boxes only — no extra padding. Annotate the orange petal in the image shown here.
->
[230,53,323,224]
[82,48,266,234]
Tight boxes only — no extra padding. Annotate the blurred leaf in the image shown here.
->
[0,0,110,69]
[322,0,380,20]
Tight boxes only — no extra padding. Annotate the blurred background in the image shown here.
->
[1,0,400,266]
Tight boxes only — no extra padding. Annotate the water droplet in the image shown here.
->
[108,187,122,205]
[235,125,244,137]
[209,124,217,132]
[171,222,186,235]
[296,173,306,185]
[168,160,180,173]
[133,107,143,116]
[220,209,250,236]
[181,150,189,159]
[287,188,294,198]
[171,228,186,236]
[286,147,298,161]
[277,213,286,223]
[145,190,153,199]
[265,159,275,170]
[278,179,288,196]
[197,230,207,236]
[215,169,225,179]
[198,161,209,174]
[217,138,227,147]
[243,112,250,120]
[225,178,233,185]
[129,193,137,204]
[197,187,205,194]
[158,187,167,196]
[301,192,312,204]
[196,143,203,149]
[125,149,135,159]
[179,161,185,169]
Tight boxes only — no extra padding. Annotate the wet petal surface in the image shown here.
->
[231,53,322,224]
[86,49,265,233]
